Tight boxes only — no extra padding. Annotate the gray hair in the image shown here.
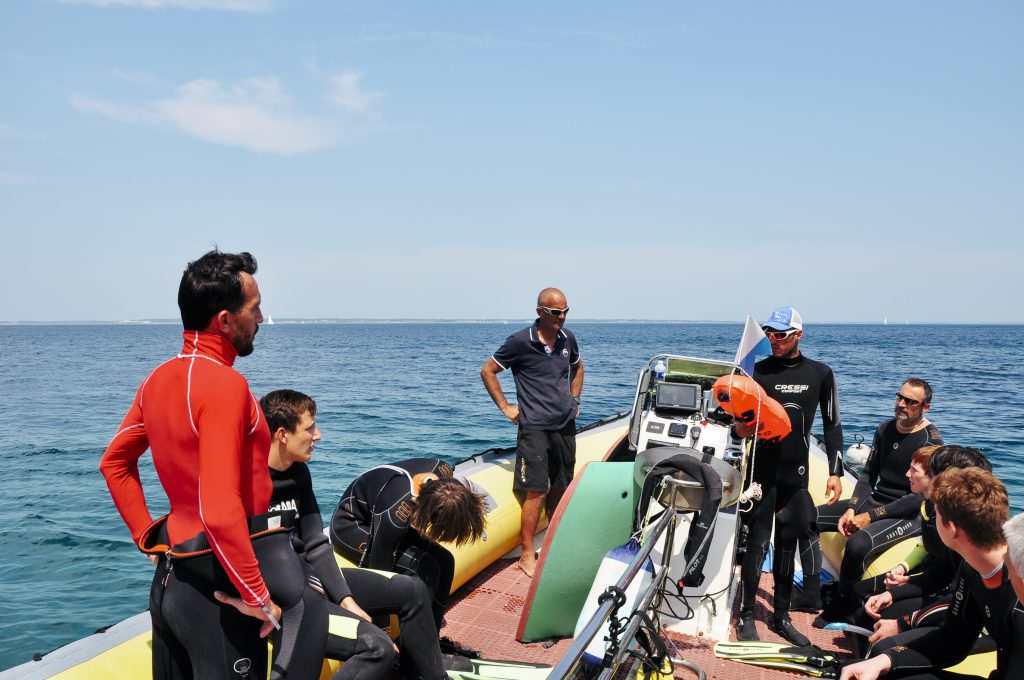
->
[1003,513,1024,572]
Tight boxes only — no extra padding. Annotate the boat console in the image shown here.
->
[628,355,748,640]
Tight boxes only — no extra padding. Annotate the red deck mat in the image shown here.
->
[442,562,853,678]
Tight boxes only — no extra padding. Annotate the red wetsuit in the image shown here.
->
[100,330,273,607]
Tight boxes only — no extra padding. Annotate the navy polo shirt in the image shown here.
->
[491,320,581,430]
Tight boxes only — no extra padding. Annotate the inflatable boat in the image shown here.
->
[4,354,994,680]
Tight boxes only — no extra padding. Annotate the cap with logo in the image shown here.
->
[764,306,803,331]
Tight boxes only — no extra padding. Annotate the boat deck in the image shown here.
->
[441,559,853,678]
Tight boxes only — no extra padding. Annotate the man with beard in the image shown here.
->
[815,379,943,621]
[100,250,281,679]
[736,306,844,646]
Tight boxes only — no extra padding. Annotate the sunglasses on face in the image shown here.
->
[896,393,922,407]
[540,306,570,317]
[763,327,798,340]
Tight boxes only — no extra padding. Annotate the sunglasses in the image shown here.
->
[763,327,798,340]
[540,306,570,317]
[895,393,922,407]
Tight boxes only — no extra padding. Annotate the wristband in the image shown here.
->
[573,396,581,405]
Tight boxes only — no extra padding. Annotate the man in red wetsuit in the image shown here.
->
[99,250,280,679]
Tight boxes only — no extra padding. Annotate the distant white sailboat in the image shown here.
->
[883,317,888,325]
[266,315,275,325]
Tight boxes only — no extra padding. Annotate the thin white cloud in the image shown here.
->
[328,73,376,113]
[152,78,335,155]
[61,0,272,12]
[71,72,375,155]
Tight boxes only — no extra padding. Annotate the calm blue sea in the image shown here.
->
[1,322,1021,670]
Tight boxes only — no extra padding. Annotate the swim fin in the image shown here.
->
[726,657,839,679]
[713,641,838,666]
[443,655,552,680]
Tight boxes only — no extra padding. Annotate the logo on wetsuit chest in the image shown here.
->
[233,658,252,676]
[774,384,810,394]
[267,498,298,513]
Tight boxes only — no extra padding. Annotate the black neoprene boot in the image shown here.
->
[737,614,761,639]
[813,591,855,628]
[769,615,811,647]
[791,572,822,613]
[737,612,759,641]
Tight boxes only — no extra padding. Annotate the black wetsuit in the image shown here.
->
[849,500,961,654]
[739,353,844,618]
[271,462,445,680]
[871,562,1024,680]
[818,419,942,595]
[330,458,456,627]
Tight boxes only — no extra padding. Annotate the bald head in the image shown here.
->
[537,288,567,308]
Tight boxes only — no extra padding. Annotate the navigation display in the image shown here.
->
[656,382,702,412]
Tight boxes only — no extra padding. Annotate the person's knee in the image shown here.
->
[843,531,872,565]
[360,627,398,667]
[775,518,803,546]
[393,574,432,611]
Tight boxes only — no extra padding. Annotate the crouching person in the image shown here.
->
[259,390,447,680]
[330,457,487,629]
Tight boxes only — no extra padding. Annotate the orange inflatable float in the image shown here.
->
[711,374,792,443]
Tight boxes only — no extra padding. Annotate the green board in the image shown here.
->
[515,461,636,642]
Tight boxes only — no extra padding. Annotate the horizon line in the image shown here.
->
[1,318,1022,326]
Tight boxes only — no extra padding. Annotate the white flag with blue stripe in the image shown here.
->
[735,314,772,376]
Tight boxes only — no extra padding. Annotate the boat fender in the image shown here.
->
[711,374,792,443]
[573,540,654,667]
[845,439,872,468]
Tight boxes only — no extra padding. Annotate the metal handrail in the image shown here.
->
[548,477,707,680]
[546,504,673,679]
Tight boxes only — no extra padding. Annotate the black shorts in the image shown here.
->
[513,421,576,493]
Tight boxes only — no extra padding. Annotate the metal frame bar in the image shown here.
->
[549,477,707,680]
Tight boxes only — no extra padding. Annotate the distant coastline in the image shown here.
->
[1,319,1021,326]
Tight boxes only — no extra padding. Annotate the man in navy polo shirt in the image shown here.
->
[481,287,584,577]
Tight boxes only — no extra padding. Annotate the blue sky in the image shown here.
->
[2,1,1021,323]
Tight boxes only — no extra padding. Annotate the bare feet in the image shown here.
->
[517,554,537,578]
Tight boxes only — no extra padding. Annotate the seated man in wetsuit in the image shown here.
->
[330,457,487,629]
[848,447,991,652]
[259,390,447,680]
[839,467,1022,680]
[814,378,942,619]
